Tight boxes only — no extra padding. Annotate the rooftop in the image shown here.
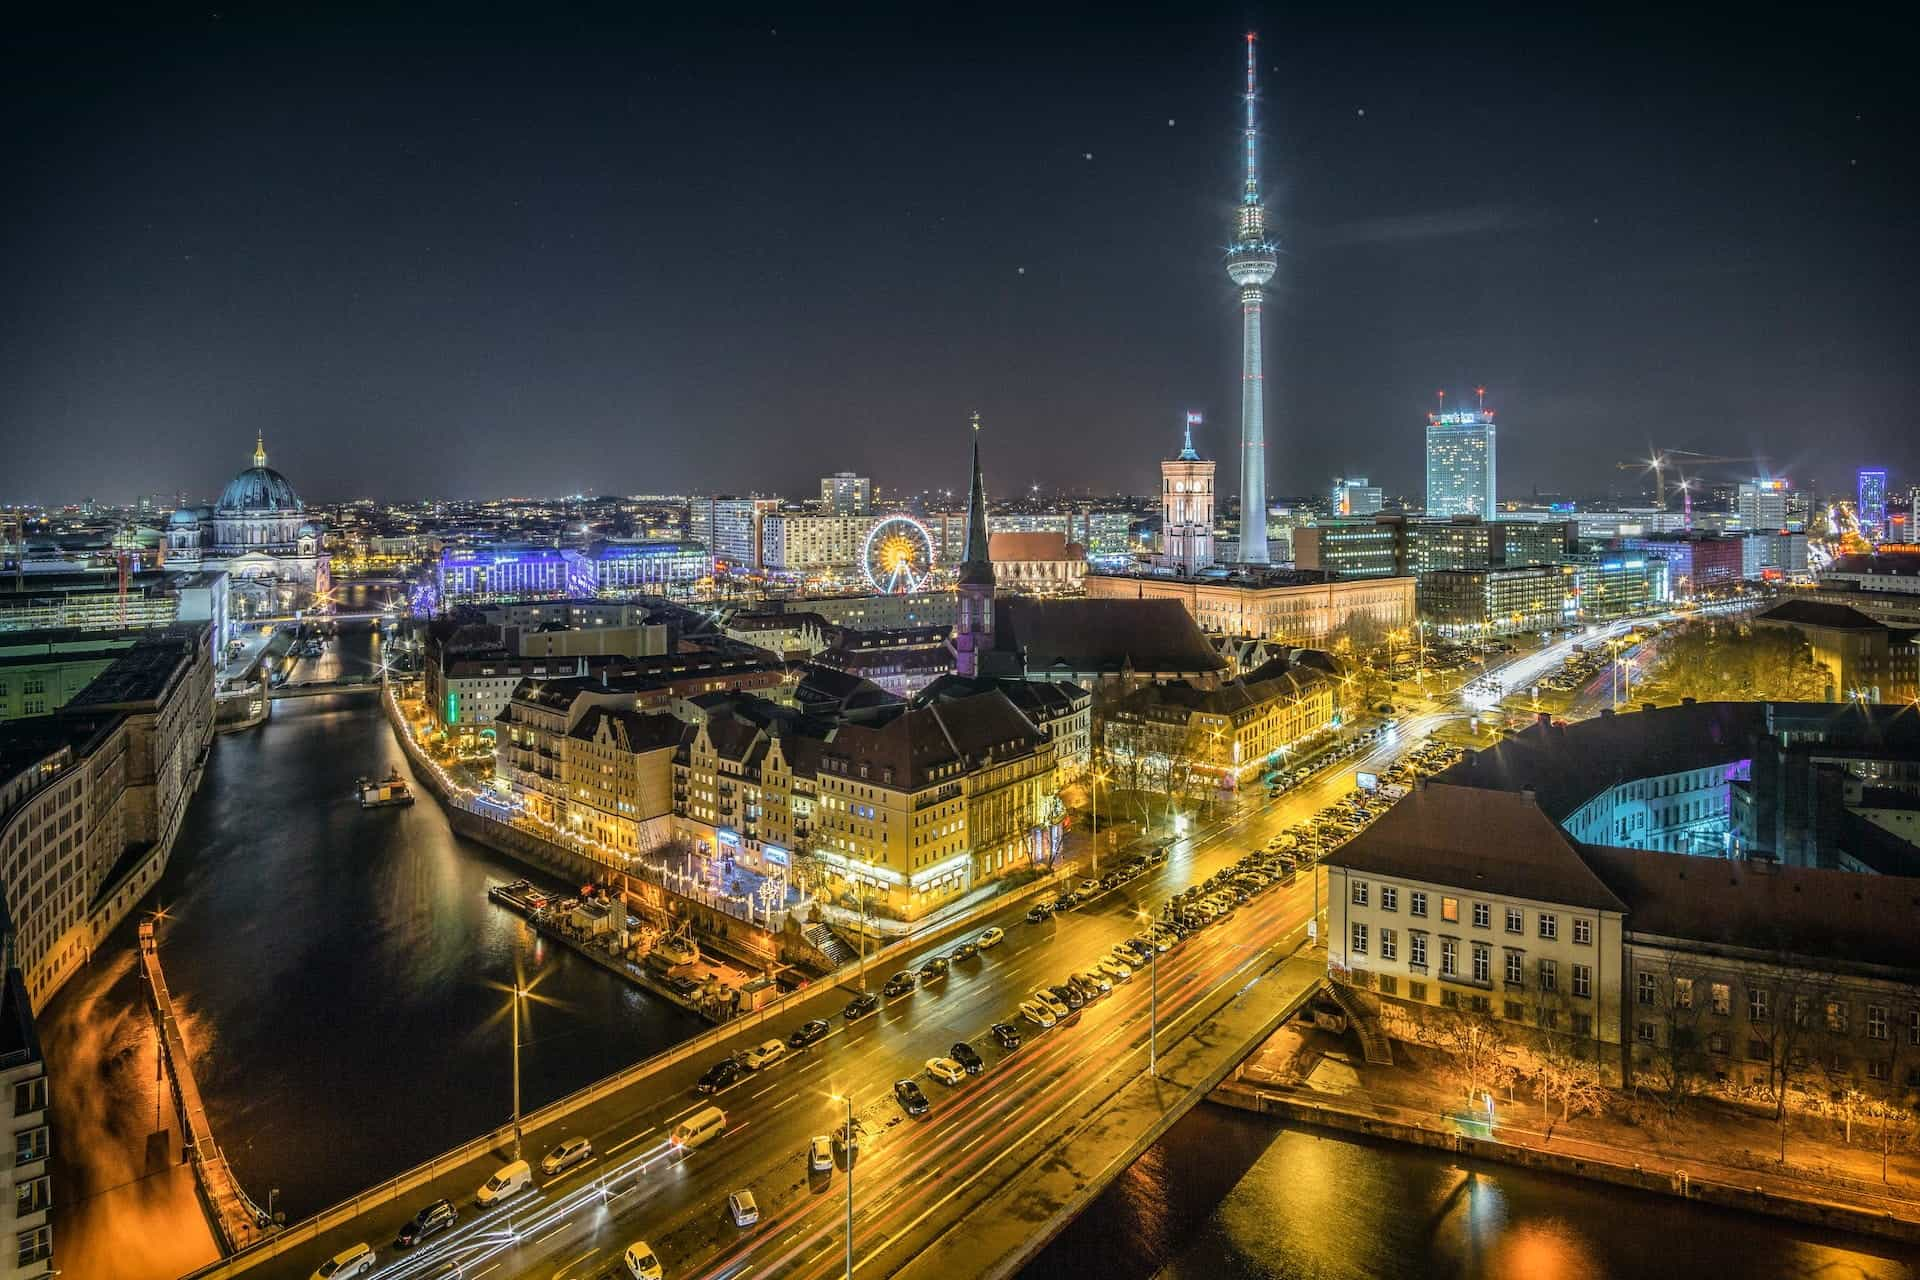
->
[62,625,207,711]
[991,597,1227,675]
[1323,783,1630,913]
[1753,599,1897,632]
[1582,844,1920,974]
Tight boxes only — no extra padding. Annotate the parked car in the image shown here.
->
[740,1039,787,1071]
[1078,878,1101,894]
[539,1136,593,1177]
[624,1240,663,1280]
[788,1019,831,1049]
[977,926,1006,949]
[926,1056,968,1086]
[809,1134,835,1172]
[951,1042,985,1073]
[395,1199,457,1248]
[1099,957,1133,982]
[696,1057,742,1094]
[1034,988,1070,1018]
[883,971,917,997]
[949,940,979,961]
[894,1078,931,1117]
[1049,982,1085,1011]
[728,1190,760,1227]
[1024,904,1053,924]
[310,1243,376,1280]
[842,991,880,1021]
[918,956,950,982]
[475,1159,532,1206]
[1019,1000,1056,1029]
[992,1021,1023,1049]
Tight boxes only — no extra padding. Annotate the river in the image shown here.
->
[35,609,1920,1280]
[1026,1103,1918,1279]
[41,611,705,1280]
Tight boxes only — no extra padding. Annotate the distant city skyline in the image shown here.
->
[4,6,1913,503]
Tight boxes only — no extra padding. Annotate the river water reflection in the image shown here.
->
[42,619,704,1278]
[1027,1103,1918,1279]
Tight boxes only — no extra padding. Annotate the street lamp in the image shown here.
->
[828,1093,854,1279]
[1135,908,1158,1078]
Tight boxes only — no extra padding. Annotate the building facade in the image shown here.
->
[687,497,779,570]
[1425,409,1497,521]
[163,436,331,628]
[1859,469,1889,542]
[1086,570,1416,648]
[1160,415,1216,576]
[1418,564,1571,638]
[819,473,873,516]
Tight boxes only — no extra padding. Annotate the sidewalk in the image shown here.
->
[1230,1023,1920,1237]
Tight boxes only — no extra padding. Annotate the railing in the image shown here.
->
[179,859,1059,1280]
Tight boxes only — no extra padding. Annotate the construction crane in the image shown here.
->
[1615,450,1767,511]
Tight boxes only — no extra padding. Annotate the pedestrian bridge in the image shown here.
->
[268,675,383,700]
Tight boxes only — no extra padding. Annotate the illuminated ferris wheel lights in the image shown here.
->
[861,515,935,594]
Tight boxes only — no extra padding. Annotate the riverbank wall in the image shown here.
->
[378,685,833,979]
[1210,1081,1920,1246]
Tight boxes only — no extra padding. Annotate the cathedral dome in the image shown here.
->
[216,435,303,514]
[168,508,201,527]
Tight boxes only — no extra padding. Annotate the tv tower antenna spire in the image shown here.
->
[1226,32,1279,566]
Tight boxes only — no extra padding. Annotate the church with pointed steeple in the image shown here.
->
[951,413,996,677]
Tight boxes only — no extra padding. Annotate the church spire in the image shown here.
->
[253,433,268,469]
[952,413,996,678]
[958,411,993,588]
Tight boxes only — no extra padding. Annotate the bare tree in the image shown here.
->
[1631,954,1709,1117]
[1530,988,1613,1128]
[1420,1006,1517,1111]
[1746,970,1821,1163]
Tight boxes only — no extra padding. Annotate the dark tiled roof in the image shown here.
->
[1581,844,1920,973]
[1754,600,1890,631]
[1323,783,1629,913]
[567,706,684,753]
[1439,703,1770,821]
[992,598,1226,675]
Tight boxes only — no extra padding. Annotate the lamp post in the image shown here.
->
[829,1094,854,1279]
[1136,909,1158,1078]
[1090,769,1109,872]
[509,967,525,1160]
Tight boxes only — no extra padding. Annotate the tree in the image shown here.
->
[1530,988,1613,1128]
[1421,1007,1517,1111]
[1641,620,1830,703]
[1745,969,1821,1162]
[1632,954,1709,1116]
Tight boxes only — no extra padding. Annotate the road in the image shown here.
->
[239,707,1452,1280]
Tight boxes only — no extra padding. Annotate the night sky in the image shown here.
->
[3,3,1914,506]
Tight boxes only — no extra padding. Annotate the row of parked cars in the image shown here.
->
[1262,723,1394,800]
[1024,846,1168,922]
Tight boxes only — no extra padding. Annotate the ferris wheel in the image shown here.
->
[862,515,936,594]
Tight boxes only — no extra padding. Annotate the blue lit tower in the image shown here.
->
[1858,468,1888,542]
[1227,32,1279,565]
[953,414,996,678]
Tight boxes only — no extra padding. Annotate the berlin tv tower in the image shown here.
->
[1226,33,1279,565]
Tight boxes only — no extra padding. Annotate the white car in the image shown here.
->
[977,926,1005,949]
[926,1056,968,1086]
[1019,999,1057,1029]
[625,1241,664,1280]
[1033,989,1070,1018]
[728,1190,759,1226]
[311,1243,375,1280]
[1078,878,1101,894]
[1099,957,1132,982]
[740,1039,787,1071]
[1076,969,1113,994]
[809,1134,834,1172]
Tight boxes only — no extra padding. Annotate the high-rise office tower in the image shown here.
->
[1858,469,1888,541]
[1160,412,1216,576]
[1737,478,1790,532]
[1332,476,1383,517]
[1424,391,1497,520]
[1226,33,1277,565]
[819,472,872,516]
